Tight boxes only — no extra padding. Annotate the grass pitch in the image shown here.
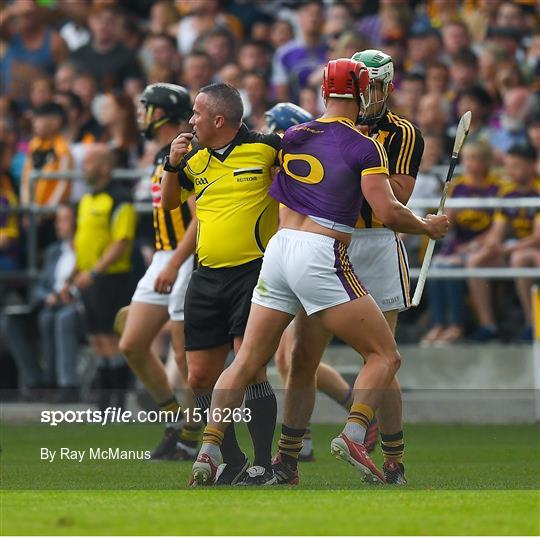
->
[1,422,539,535]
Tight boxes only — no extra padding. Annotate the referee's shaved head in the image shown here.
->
[199,83,244,126]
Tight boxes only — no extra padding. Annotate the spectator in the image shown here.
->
[526,112,540,176]
[20,103,73,209]
[0,0,68,104]
[70,5,143,93]
[299,85,321,118]
[416,93,452,155]
[425,60,450,95]
[195,27,237,72]
[448,48,479,99]
[454,85,493,143]
[63,144,137,410]
[142,33,181,85]
[392,73,425,122]
[147,0,179,35]
[422,141,502,345]
[173,0,243,56]
[441,20,472,58]
[238,40,272,78]
[406,23,443,74]
[54,60,79,93]
[34,203,83,401]
[495,1,526,33]
[218,63,244,88]
[29,77,54,111]
[95,92,139,169]
[272,0,328,102]
[466,145,540,342]
[490,87,534,158]
[243,72,272,131]
[0,142,20,271]
[181,51,215,101]
[269,18,294,51]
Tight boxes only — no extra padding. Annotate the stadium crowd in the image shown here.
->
[0,0,539,403]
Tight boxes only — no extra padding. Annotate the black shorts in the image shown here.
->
[80,272,133,335]
[184,258,262,351]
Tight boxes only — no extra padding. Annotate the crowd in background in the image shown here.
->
[0,0,539,395]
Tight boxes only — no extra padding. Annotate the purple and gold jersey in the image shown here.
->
[270,117,389,229]
[441,174,502,255]
[494,180,540,239]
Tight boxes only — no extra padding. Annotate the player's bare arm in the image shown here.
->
[362,173,449,239]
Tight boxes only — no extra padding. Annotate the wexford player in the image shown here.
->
[119,84,200,460]
[275,50,423,482]
[266,102,378,461]
[190,58,449,486]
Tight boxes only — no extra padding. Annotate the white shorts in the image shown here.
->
[252,229,368,316]
[348,228,410,312]
[132,250,194,322]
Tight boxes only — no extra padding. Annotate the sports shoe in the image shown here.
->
[214,454,250,485]
[189,451,222,486]
[471,325,497,342]
[298,450,315,462]
[175,441,198,461]
[150,426,181,460]
[364,418,379,453]
[330,433,385,484]
[383,461,407,485]
[236,465,277,486]
[272,453,299,485]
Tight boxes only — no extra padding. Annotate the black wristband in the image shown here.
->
[163,155,182,173]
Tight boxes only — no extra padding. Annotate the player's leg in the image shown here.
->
[274,324,293,386]
[373,309,406,483]
[119,302,170,402]
[169,319,202,457]
[274,310,330,481]
[191,304,294,485]
[318,296,400,484]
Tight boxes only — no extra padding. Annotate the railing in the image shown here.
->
[1,169,539,288]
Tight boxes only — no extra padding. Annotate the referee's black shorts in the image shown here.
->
[80,272,133,335]
[184,258,262,351]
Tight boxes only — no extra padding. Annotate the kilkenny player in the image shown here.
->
[266,102,378,461]
[118,84,200,460]
[161,83,281,486]
[191,59,449,486]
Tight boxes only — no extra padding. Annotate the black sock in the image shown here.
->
[245,381,277,468]
[195,392,245,466]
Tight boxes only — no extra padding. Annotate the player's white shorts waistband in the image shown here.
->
[349,228,410,312]
[132,250,194,322]
[252,228,368,316]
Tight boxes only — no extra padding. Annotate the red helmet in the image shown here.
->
[321,58,370,109]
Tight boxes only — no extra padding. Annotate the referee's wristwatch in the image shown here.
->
[163,155,182,173]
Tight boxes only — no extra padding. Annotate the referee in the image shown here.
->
[161,83,281,486]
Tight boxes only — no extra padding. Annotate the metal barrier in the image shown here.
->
[1,168,539,287]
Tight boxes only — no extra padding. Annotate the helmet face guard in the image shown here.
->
[321,59,371,120]
[351,50,394,124]
[138,83,192,140]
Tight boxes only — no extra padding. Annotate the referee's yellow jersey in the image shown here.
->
[178,124,281,268]
[356,110,424,229]
[75,184,137,273]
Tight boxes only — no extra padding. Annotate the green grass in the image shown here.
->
[1,423,539,535]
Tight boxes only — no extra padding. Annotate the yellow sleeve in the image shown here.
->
[111,203,137,241]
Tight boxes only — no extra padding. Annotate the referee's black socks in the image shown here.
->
[195,392,245,466]
[245,381,277,469]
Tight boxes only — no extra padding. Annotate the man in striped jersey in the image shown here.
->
[119,84,201,460]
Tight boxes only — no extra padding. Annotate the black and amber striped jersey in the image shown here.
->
[152,145,190,251]
[356,110,424,229]
[178,124,280,268]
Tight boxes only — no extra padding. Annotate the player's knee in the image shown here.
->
[118,335,144,362]
[389,348,402,374]
[188,368,217,392]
